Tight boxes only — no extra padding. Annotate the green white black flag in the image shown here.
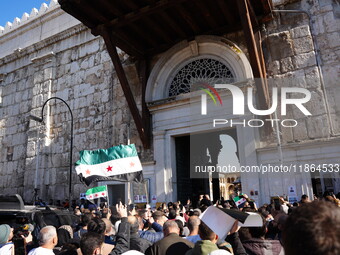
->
[86,185,108,200]
[75,144,143,186]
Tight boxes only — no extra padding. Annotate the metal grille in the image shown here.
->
[168,58,234,97]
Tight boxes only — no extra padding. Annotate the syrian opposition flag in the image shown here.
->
[86,185,108,200]
[75,144,143,186]
[233,196,247,208]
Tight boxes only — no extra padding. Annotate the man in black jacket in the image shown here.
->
[128,216,152,253]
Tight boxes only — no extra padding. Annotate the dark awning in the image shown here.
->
[58,0,272,58]
[58,0,273,148]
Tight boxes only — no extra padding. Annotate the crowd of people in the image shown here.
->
[0,192,339,255]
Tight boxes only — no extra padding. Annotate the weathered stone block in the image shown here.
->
[2,95,14,106]
[70,61,80,73]
[79,39,100,58]
[281,57,295,73]
[85,73,104,85]
[55,89,69,101]
[6,125,18,135]
[21,90,29,101]
[323,11,339,33]
[292,120,308,141]
[293,36,314,54]
[327,32,340,48]
[26,141,36,157]
[13,145,25,160]
[80,59,89,69]
[101,51,111,63]
[32,94,43,108]
[33,72,44,84]
[291,69,307,88]
[9,105,20,116]
[293,52,316,69]
[330,113,340,134]
[306,115,330,139]
[290,25,311,39]
[102,89,110,103]
[60,50,71,65]
[304,67,321,89]
[320,48,338,65]
[295,90,327,119]
[281,126,294,143]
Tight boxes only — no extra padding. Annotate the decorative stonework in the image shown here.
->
[168,58,234,97]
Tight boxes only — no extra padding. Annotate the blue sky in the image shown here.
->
[0,0,50,27]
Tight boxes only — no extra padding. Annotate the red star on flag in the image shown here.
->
[130,162,135,168]
[95,194,98,197]
[89,195,92,198]
[102,193,105,196]
[107,166,112,172]
[86,169,91,175]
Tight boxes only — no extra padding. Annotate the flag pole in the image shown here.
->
[106,185,110,206]
[127,181,131,205]
[144,179,149,204]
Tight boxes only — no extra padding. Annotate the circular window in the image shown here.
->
[168,58,234,97]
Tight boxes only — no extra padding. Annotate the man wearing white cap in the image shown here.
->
[0,224,14,255]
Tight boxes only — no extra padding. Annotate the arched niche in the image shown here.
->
[146,35,253,102]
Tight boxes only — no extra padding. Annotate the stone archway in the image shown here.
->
[146,35,253,102]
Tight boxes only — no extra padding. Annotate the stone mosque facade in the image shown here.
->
[0,0,339,206]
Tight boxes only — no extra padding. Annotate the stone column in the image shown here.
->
[153,130,168,202]
[25,52,56,202]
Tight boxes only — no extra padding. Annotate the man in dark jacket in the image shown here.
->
[128,216,152,253]
[145,220,194,255]
[241,216,284,255]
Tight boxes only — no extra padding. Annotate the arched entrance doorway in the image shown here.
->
[146,36,257,203]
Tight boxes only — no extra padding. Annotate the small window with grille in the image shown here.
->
[168,58,234,97]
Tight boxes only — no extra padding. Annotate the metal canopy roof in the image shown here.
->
[58,0,272,58]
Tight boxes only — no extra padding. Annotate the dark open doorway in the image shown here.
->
[175,128,239,206]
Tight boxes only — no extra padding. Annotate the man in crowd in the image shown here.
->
[80,232,103,255]
[74,213,93,240]
[145,220,194,255]
[185,216,201,244]
[28,226,58,255]
[186,221,231,255]
[127,216,152,253]
[282,200,340,255]
[241,216,284,255]
[138,211,164,243]
[300,194,310,204]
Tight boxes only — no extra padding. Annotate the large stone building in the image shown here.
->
[0,0,339,206]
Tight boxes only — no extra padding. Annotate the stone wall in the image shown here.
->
[264,0,340,145]
[0,1,150,202]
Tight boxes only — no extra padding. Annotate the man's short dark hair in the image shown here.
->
[168,209,176,219]
[282,200,340,255]
[81,212,93,226]
[199,221,215,241]
[152,210,164,221]
[87,218,106,235]
[80,232,103,255]
[138,209,147,217]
